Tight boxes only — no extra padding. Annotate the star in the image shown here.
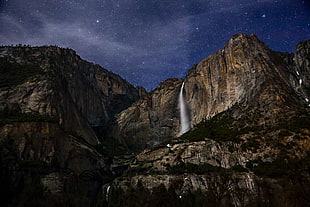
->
[0,1,309,91]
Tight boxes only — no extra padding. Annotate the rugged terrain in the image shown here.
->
[111,34,310,151]
[101,34,310,206]
[0,46,144,206]
[0,34,310,207]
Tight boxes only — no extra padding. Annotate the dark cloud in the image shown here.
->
[0,0,309,90]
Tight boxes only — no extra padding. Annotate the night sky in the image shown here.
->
[0,0,309,91]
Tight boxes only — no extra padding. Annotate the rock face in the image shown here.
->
[111,34,310,151]
[110,78,183,151]
[0,46,144,205]
[294,40,310,101]
[98,34,310,207]
[1,34,310,206]
[0,46,144,144]
[0,121,110,206]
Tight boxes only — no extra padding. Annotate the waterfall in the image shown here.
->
[106,185,111,201]
[179,82,190,135]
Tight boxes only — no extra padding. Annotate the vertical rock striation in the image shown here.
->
[111,78,183,151]
[0,46,144,144]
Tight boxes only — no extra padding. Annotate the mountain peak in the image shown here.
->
[104,35,310,206]
[110,34,310,152]
[230,33,259,41]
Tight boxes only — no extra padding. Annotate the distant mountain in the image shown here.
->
[0,34,309,206]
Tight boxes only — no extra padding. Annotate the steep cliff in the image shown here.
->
[101,34,310,206]
[111,34,310,152]
[110,78,183,151]
[0,46,144,206]
[0,46,144,143]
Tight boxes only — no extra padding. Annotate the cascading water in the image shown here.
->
[106,185,111,201]
[179,82,190,135]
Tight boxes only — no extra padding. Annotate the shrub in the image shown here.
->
[0,110,55,127]
[248,155,310,178]
[180,111,240,143]
[0,57,43,88]
[168,162,224,175]
[230,165,248,173]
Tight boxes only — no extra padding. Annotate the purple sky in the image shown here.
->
[1,0,309,90]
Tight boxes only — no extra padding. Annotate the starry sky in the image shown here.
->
[0,0,310,91]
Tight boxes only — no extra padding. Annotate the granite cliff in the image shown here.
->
[0,46,144,141]
[0,46,144,206]
[111,34,310,152]
[101,34,310,206]
[109,78,183,151]
[1,34,310,206]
